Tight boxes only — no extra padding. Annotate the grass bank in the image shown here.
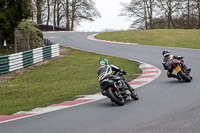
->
[0,49,15,56]
[96,29,200,49]
[0,46,141,115]
[0,21,43,56]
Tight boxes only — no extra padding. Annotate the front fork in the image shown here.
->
[113,83,124,98]
[124,82,135,93]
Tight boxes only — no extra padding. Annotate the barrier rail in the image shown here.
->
[0,44,60,75]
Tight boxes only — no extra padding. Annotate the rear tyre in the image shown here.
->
[107,87,124,106]
[179,70,191,82]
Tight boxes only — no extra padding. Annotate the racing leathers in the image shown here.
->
[97,64,133,95]
[162,54,190,78]
[97,64,126,82]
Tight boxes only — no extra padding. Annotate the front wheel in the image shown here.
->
[107,87,124,106]
[125,82,139,100]
[179,70,191,82]
[130,89,139,100]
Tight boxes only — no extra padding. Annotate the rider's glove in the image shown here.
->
[120,69,124,73]
[122,70,127,75]
[120,69,127,75]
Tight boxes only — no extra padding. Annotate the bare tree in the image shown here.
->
[31,0,46,24]
[63,0,100,31]
[187,0,191,28]
[71,0,76,30]
[120,0,155,29]
[175,0,200,29]
[36,0,42,24]
[65,0,70,30]
[56,0,65,27]
[53,0,57,26]
[46,0,51,25]
[120,0,147,29]
[157,0,183,29]
[120,0,200,29]
[197,0,200,28]
[30,0,99,30]
[146,0,155,29]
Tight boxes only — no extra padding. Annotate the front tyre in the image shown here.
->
[179,70,191,82]
[107,87,124,106]
[130,89,139,100]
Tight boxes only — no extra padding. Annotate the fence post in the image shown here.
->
[27,31,30,50]
[15,36,17,53]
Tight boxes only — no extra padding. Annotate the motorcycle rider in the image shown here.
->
[97,59,134,95]
[162,50,191,79]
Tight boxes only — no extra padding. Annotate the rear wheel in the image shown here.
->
[179,70,191,82]
[107,87,124,106]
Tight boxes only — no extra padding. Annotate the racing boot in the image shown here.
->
[186,68,191,72]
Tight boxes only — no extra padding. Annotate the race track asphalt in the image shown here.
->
[0,32,200,133]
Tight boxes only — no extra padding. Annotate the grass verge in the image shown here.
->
[0,49,15,56]
[0,46,141,115]
[96,29,200,49]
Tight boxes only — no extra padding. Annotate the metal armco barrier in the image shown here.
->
[0,44,60,75]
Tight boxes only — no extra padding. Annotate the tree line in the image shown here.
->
[1,0,199,40]
[0,0,100,40]
[120,0,200,29]
[31,0,100,31]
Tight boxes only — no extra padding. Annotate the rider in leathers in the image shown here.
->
[162,50,191,79]
[97,59,134,95]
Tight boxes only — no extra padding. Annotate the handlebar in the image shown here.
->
[177,56,184,60]
[115,71,127,76]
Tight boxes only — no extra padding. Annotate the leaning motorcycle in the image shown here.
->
[163,57,192,82]
[98,71,139,106]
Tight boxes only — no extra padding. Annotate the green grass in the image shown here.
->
[0,49,15,56]
[17,21,44,48]
[96,29,200,49]
[0,47,141,115]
